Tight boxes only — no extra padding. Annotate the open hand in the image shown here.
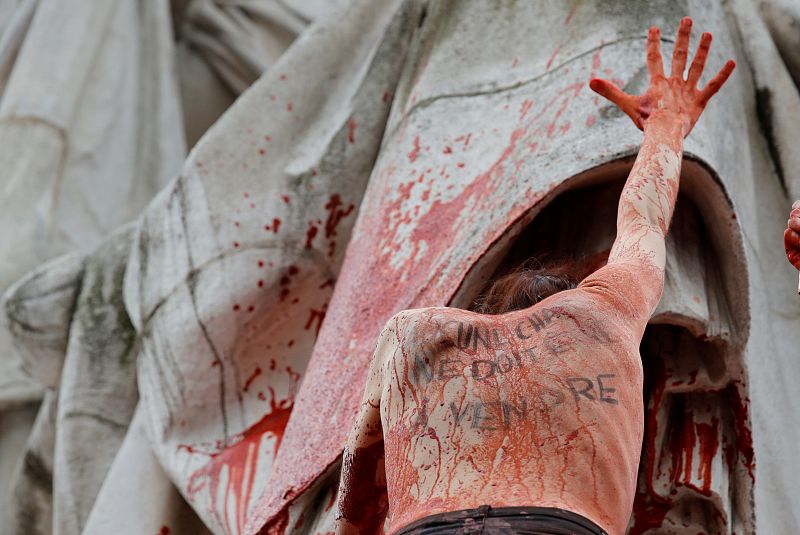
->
[785,201,800,271]
[590,17,735,137]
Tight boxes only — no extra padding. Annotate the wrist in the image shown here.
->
[643,111,686,138]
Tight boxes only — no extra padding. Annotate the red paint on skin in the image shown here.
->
[186,391,293,535]
[348,118,356,143]
[408,136,421,162]
[243,367,262,392]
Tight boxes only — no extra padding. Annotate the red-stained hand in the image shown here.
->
[785,201,800,271]
[590,16,736,137]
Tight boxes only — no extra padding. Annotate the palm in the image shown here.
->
[590,17,736,137]
[786,201,800,271]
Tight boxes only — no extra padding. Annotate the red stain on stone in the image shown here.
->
[304,306,327,337]
[243,367,262,392]
[546,45,561,69]
[348,118,356,144]
[408,136,421,162]
[186,391,293,535]
[306,222,319,248]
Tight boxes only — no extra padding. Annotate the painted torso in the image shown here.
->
[380,281,645,535]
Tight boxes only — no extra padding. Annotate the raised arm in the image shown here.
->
[584,17,735,318]
[334,326,394,535]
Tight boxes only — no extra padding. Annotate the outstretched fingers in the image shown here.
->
[687,32,712,87]
[589,78,630,107]
[697,60,736,107]
[647,27,664,78]
[671,17,692,78]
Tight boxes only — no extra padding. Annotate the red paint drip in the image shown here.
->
[347,118,356,144]
[243,367,262,392]
[324,194,355,240]
[304,306,327,337]
[305,223,319,248]
[186,393,293,535]
[408,135,421,162]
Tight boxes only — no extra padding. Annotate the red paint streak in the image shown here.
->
[564,3,578,24]
[730,385,755,481]
[186,393,293,535]
[546,45,561,69]
[586,115,596,127]
[234,221,240,228]
[305,222,319,248]
[456,162,465,168]
[407,135,421,162]
[324,194,355,241]
[304,307,327,337]
[347,118,356,144]
[287,100,293,112]
[382,91,390,103]
[629,497,672,535]
[519,99,534,120]
[695,418,719,495]
[243,367,262,392]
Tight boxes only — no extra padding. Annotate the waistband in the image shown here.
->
[395,505,607,535]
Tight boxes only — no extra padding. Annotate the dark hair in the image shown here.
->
[470,258,579,315]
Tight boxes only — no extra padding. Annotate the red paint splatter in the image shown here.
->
[546,45,561,69]
[272,218,281,233]
[232,304,240,311]
[407,136,421,162]
[233,241,240,248]
[456,162,465,168]
[265,135,272,142]
[287,100,293,112]
[442,146,452,154]
[258,148,266,156]
[186,393,293,535]
[319,279,335,289]
[157,526,170,535]
[243,367,262,392]
[270,95,277,101]
[586,115,596,127]
[258,279,265,288]
[511,58,518,68]
[288,265,299,275]
[382,91,390,103]
[347,118,356,144]
[258,260,265,268]
[244,192,250,198]
[247,305,255,313]
[279,74,287,81]
[287,340,295,347]
[258,392,267,401]
[281,195,289,204]
[519,99,534,120]
[305,222,319,248]
[304,306,327,337]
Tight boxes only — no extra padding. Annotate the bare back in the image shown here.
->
[378,263,653,534]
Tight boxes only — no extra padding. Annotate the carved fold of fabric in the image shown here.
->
[125,0,418,533]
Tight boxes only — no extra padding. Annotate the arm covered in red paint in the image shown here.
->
[335,327,392,535]
[785,201,800,271]
[584,17,735,324]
